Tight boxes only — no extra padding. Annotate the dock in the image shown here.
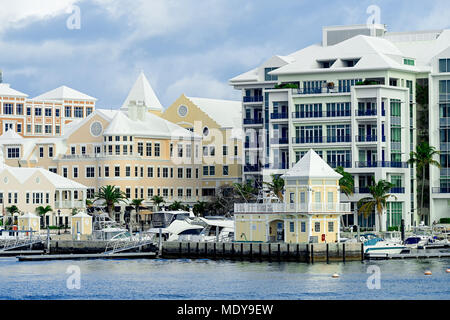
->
[17,252,156,262]
[366,250,450,260]
[161,241,364,262]
[0,250,44,257]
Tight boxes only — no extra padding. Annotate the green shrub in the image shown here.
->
[439,218,450,224]
[388,226,399,231]
[274,83,299,89]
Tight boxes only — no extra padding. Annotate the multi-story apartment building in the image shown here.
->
[162,94,243,198]
[230,24,450,231]
[0,79,96,137]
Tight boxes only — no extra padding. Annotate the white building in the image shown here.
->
[230,24,450,230]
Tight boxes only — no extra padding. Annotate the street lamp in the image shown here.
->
[57,209,61,235]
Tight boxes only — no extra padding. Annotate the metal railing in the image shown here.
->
[243,96,263,103]
[243,118,263,125]
[292,111,351,119]
[55,200,84,209]
[270,112,289,120]
[291,87,351,95]
[234,202,351,213]
[432,187,450,194]
[270,137,289,144]
[244,165,261,172]
[355,135,379,142]
[292,136,351,144]
[355,161,408,168]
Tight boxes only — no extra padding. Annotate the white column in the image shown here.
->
[58,190,62,208]
[70,189,74,209]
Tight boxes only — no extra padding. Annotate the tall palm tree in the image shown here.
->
[408,142,441,219]
[130,199,144,223]
[94,185,127,219]
[233,181,258,203]
[335,166,354,198]
[357,179,397,232]
[151,195,165,210]
[168,201,183,211]
[35,205,53,228]
[263,174,285,202]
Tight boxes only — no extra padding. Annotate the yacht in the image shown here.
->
[92,212,128,241]
[364,237,407,257]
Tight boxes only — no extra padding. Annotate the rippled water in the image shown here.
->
[0,257,449,300]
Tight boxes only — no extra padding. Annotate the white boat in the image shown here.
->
[364,238,407,256]
[183,217,234,242]
[150,210,192,228]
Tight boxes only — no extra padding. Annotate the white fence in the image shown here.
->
[234,202,351,214]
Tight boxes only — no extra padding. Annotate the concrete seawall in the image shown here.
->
[162,242,363,262]
[48,240,157,254]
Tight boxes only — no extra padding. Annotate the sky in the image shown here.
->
[0,0,449,110]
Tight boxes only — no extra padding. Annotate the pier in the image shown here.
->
[366,250,450,260]
[161,242,364,262]
[17,252,156,261]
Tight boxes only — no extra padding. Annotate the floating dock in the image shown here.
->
[0,250,44,257]
[162,241,364,263]
[17,252,156,262]
[366,250,450,260]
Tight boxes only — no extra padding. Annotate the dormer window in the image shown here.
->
[342,58,360,67]
[403,58,415,66]
[317,60,336,69]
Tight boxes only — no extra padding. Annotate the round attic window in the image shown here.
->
[3,177,8,184]
[36,177,40,184]
[90,121,103,137]
[178,105,188,117]
[203,126,209,137]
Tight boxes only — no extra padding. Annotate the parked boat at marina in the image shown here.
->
[363,238,407,257]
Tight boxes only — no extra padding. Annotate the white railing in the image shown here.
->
[234,202,351,214]
[55,200,84,209]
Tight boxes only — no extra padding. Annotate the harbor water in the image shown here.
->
[0,257,449,300]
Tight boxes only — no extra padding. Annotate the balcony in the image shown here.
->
[292,110,351,119]
[270,137,289,145]
[243,96,263,103]
[244,141,261,149]
[244,165,261,172]
[390,187,405,194]
[356,109,377,116]
[355,161,408,168]
[355,135,379,142]
[55,200,85,209]
[291,87,351,95]
[292,136,323,144]
[234,202,351,214]
[264,163,288,170]
[328,161,352,169]
[270,112,289,120]
[353,187,370,194]
[432,187,450,194]
[243,118,263,125]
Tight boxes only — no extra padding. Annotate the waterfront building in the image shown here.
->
[162,94,243,198]
[234,149,349,243]
[230,24,450,230]
[0,142,88,226]
[0,72,203,223]
[0,80,96,137]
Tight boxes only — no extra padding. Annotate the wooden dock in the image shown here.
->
[0,250,44,257]
[17,252,156,262]
[366,250,450,260]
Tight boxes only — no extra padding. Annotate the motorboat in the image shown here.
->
[150,210,192,228]
[185,217,234,242]
[363,237,407,257]
[92,212,128,241]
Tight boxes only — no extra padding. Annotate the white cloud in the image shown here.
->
[0,0,82,32]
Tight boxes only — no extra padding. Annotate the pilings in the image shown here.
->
[162,242,363,262]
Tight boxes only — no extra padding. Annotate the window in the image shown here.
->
[223,145,228,156]
[186,189,192,198]
[87,189,95,199]
[210,146,215,156]
[154,143,160,157]
[203,146,208,157]
[186,144,191,158]
[74,107,83,118]
[203,166,209,176]
[163,167,169,178]
[314,222,320,232]
[27,107,31,116]
[147,188,154,198]
[328,222,334,232]
[178,168,183,178]
[439,59,450,73]
[35,107,42,116]
[115,145,120,155]
[264,67,278,81]
[123,145,128,155]
[170,167,174,178]
[27,125,31,133]
[126,188,131,199]
[55,109,60,117]
[65,107,72,117]
[178,144,183,157]
[16,104,23,115]
[301,222,306,233]
[73,167,79,178]
[146,143,152,156]
[55,126,60,134]
[186,168,192,179]
[234,145,238,156]
[209,166,215,176]
[104,166,109,177]
[45,108,52,117]
[63,167,68,178]
[125,166,131,177]
[403,58,415,66]
[138,142,143,156]
[223,165,229,176]
[7,147,20,159]
[71,146,76,155]
[35,125,42,134]
[147,166,153,178]
[178,189,183,198]
[3,103,13,115]
[290,222,295,233]
[48,147,54,158]
[86,166,95,178]
[162,188,169,197]
[39,147,44,158]
[45,125,52,134]
[86,107,93,116]
[49,167,57,174]
[135,166,138,177]
[115,166,120,177]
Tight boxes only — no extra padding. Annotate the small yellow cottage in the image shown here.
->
[71,211,92,237]
[234,149,350,243]
[18,212,40,233]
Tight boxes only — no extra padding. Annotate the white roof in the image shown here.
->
[73,211,91,218]
[21,212,39,218]
[282,149,342,180]
[121,72,163,111]
[186,96,242,129]
[33,85,97,101]
[104,110,200,139]
[0,83,28,97]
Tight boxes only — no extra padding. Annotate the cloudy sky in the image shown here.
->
[0,0,449,109]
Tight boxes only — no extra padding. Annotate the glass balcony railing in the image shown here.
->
[291,110,351,119]
[432,187,450,194]
[291,87,351,95]
[356,109,385,116]
[355,135,378,142]
[292,136,351,144]
[270,112,289,120]
[390,187,405,194]
[243,96,263,103]
[355,161,408,168]
[243,118,263,125]
[328,161,352,169]
[270,137,289,144]
[354,187,371,194]
[244,164,261,172]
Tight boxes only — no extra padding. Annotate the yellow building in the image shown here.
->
[234,149,350,243]
[162,94,243,198]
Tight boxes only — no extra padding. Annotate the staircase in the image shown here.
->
[104,233,156,255]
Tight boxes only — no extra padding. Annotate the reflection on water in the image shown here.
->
[0,257,448,300]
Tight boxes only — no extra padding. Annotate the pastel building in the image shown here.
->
[163,94,243,197]
[0,146,87,227]
[234,150,349,243]
[0,80,96,137]
[231,24,450,230]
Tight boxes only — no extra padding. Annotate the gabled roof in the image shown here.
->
[282,149,342,180]
[104,110,199,139]
[0,83,28,97]
[186,96,242,129]
[121,72,163,111]
[33,85,96,101]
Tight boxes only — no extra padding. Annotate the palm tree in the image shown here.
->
[335,166,354,198]
[357,179,397,232]
[151,195,165,210]
[94,185,127,219]
[233,181,258,203]
[6,205,19,226]
[263,174,285,202]
[130,199,144,223]
[168,201,183,211]
[35,205,53,228]
[408,142,441,220]
[193,201,207,217]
